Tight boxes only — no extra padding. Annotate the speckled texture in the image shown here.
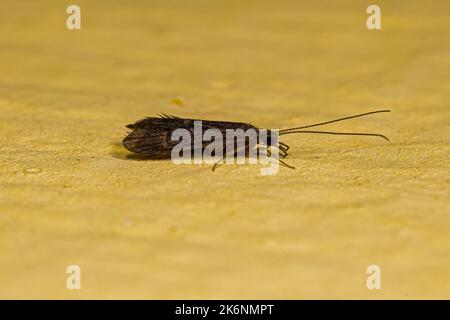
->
[0,0,449,299]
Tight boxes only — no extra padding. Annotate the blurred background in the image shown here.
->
[0,0,449,298]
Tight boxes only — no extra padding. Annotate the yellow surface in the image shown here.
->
[1,0,449,299]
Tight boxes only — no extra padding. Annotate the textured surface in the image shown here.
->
[0,0,449,299]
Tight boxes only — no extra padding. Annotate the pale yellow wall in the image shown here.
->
[0,0,449,299]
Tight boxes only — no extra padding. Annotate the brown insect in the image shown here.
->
[123,110,390,169]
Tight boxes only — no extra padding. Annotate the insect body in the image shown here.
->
[123,110,390,169]
[123,114,257,159]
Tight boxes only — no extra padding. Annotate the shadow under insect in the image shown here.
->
[110,142,167,161]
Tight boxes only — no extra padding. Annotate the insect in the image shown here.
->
[123,109,391,170]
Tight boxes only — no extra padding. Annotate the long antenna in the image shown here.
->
[279,130,389,141]
[280,109,391,133]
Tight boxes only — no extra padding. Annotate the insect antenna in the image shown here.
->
[279,109,390,133]
[279,130,389,141]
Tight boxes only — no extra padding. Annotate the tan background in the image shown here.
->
[0,0,449,299]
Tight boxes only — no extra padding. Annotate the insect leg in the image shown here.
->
[266,147,295,169]
[279,141,290,151]
[212,138,253,171]
[278,145,288,158]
